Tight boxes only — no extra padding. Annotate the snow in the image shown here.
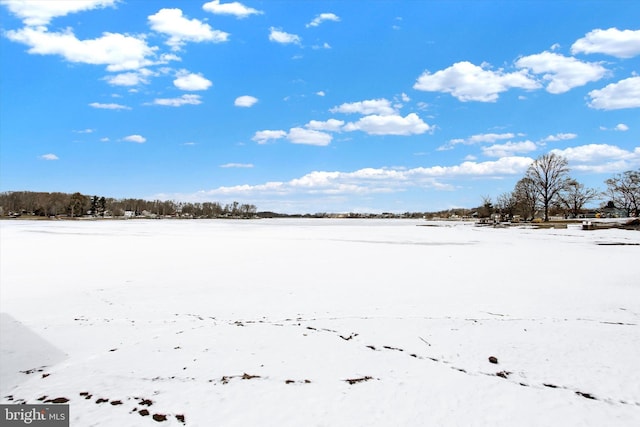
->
[1,218,639,426]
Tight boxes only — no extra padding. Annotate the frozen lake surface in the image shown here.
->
[1,219,639,426]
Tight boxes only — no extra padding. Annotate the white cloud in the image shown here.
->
[306,13,341,28]
[105,72,143,86]
[105,69,153,86]
[551,144,640,173]
[173,70,212,91]
[615,123,629,131]
[269,27,301,45]
[409,156,534,177]
[287,128,333,146]
[305,119,345,132]
[413,61,540,102]
[440,132,516,150]
[100,137,110,142]
[6,26,156,72]
[191,181,287,197]
[252,127,334,146]
[40,153,59,160]
[252,130,287,144]
[444,132,576,154]
[288,169,405,194]
[515,51,607,94]
[330,98,396,116]
[588,76,640,110]
[148,8,229,50]
[73,128,94,134]
[541,133,578,142]
[551,144,635,162]
[343,113,431,136]
[185,157,534,199]
[482,140,538,157]
[89,102,131,110]
[312,42,331,50]
[202,0,262,18]
[220,163,254,168]
[2,0,116,26]
[464,133,516,144]
[234,95,258,107]
[252,114,429,144]
[160,52,181,62]
[123,134,146,143]
[571,28,640,58]
[316,91,326,97]
[151,94,202,107]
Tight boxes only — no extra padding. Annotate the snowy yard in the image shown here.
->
[1,219,639,426]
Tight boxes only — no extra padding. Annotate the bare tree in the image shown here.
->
[557,180,599,218]
[605,169,640,217]
[239,203,257,218]
[69,192,88,218]
[525,153,571,221]
[513,177,538,220]
[496,192,517,220]
[478,195,493,218]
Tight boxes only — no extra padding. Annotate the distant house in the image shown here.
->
[601,205,628,218]
[140,210,158,218]
[124,210,135,218]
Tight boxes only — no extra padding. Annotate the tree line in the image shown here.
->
[1,154,637,221]
[480,153,639,221]
[0,192,258,219]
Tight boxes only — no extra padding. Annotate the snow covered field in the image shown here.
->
[1,218,639,426]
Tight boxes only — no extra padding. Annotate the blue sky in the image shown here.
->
[1,0,639,213]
